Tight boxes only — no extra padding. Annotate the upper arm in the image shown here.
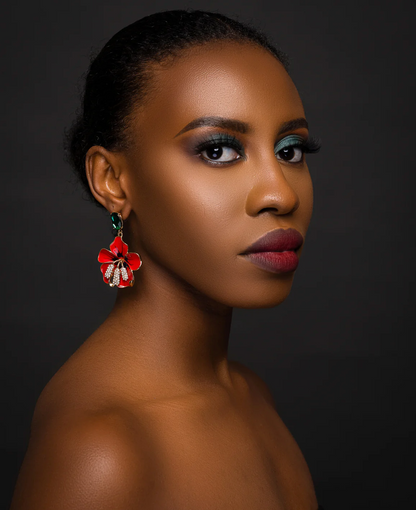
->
[10,412,155,510]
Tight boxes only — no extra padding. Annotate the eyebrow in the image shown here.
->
[174,116,309,138]
[278,118,309,135]
[175,116,249,137]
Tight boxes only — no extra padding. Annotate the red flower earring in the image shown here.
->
[97,213,142,288]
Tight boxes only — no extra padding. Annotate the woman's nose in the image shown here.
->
[245,157,300,217]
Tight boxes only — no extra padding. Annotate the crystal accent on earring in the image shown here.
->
[121,266,129,281]
[113,267,120,286]
[111,212,123,230]
[105,264,115,279]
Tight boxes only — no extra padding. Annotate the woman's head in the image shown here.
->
[67,10,289,198]
[67,10,318,309]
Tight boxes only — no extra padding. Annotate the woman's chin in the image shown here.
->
[214,274,296,309]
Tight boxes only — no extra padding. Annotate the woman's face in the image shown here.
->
[121,42,314,308]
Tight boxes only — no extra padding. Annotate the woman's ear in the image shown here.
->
[85,146,132,218]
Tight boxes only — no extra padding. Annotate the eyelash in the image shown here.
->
[274,135,321,164]
[194,133,321,166]
[194,134,244,166]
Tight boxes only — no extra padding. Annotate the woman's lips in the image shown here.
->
[242,228,304,273]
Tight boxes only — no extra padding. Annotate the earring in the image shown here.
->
[97,212,142,288]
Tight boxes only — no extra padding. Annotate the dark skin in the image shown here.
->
[11,42,317,509]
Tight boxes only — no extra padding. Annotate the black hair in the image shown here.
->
[65,9,289,206]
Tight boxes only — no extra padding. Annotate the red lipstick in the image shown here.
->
[242,228,304,273]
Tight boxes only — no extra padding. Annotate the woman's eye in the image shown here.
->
[200,145,241,163]
[276,146,303,163]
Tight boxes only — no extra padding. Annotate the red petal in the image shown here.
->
[126,252,142,271]
[110,236,128,258]
[117,266,133,288]
[98,248,116,263]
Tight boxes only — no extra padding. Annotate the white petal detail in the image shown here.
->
[105,264,115,279]
[113,267,121,286]
[121,267,129,281]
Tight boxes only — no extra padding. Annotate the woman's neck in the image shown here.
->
[100,263,234,393]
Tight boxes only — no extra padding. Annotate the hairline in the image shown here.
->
[121,39,288,150]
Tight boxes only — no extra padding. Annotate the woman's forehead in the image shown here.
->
[133,42,305,136]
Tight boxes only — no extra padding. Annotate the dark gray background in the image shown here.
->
[2,0,415,509]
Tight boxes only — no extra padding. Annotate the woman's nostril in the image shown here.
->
[258,207,280,215]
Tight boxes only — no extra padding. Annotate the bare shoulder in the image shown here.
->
[10,405,156,510]
[229,360,276,408]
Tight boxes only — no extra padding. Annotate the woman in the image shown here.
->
[11,10,322,510]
